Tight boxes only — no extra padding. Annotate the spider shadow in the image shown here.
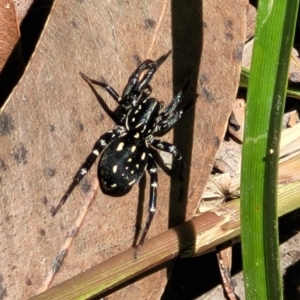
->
[161,0,203,295]
[79,74,117,122]
[169,0,203,230]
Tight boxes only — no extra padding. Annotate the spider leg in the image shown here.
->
[155,77,194,133]
[156,110,186,133]
[80,60,156,109]
[138,85,152,101]
[79,72,121,103]
[134,154,158,259]
[156,94,196,132]
[123,51,172,106]
[150,139,182,160]
[52,127,125,217]
[121,59,155,105]
[80,51,171,110]
[158,75,191,121]
[136,51,172,93]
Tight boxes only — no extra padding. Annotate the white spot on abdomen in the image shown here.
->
[116,142,124,151]
[128,179,135,185]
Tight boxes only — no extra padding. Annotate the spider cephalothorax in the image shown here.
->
[52,51,192,258]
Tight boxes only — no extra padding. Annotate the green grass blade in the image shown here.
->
[240,67,300,100]
[240,1,299,299]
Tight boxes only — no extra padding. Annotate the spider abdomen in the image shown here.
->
[98,130,149,195]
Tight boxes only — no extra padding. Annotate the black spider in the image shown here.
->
[52,51,192,259]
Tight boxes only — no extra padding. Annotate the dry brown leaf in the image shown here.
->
[216,244,238,300]
[200,173,240,213]
[0,0,20,70]
[12,0,34,25]
[0,0,247,298]
[245,4,257,41]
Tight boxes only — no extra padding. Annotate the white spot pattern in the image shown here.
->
[80,168,87,175]
[150,167,157,173]
[93,150,100,156]
[131,146,136,152]
[116,142,124,151]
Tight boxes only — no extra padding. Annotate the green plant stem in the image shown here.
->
[240,1,299,299]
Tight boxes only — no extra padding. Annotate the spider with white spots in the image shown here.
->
[52,51,193,259]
